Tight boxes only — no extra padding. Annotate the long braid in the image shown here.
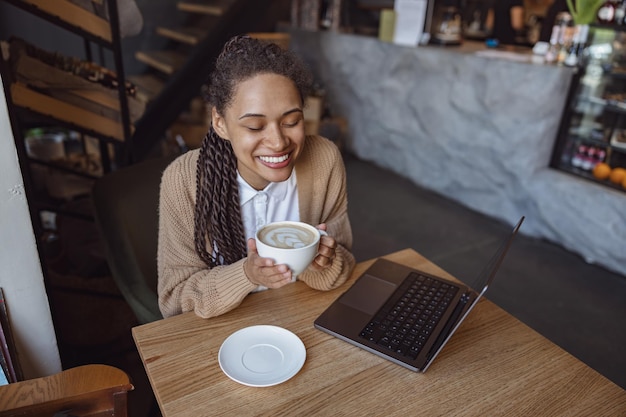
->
[194,128,246,267]
[193,34,312,268]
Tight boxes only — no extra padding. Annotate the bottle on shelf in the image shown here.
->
[597,0,618,24]
[583,146,597,170]
[571,144,587,168]
[557,23,575,65]
[545,12,573,64]
[614,0,626,24]
[572,143,608,171]
[564,24,590,67]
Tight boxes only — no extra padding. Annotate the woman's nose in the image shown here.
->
[265,123,288,149]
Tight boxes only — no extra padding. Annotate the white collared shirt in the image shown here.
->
[238,170,300,242]
[238,171,299,292]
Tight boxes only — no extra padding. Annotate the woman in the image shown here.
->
[157,35,355,319]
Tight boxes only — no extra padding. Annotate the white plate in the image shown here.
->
[218,325,306,387]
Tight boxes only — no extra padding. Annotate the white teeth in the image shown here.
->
[259,154,289,164]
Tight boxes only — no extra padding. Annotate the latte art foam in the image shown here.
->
[258,224,317,249]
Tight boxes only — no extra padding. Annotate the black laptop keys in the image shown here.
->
[359,272,459,359]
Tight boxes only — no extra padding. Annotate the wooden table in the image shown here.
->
[132,249,626,416]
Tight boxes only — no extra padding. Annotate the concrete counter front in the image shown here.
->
[289,29,626,277]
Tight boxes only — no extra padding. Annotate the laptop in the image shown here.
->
[314,217,524,372]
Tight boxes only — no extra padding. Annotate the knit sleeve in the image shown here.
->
[296,136,356,290]
[156,152,257,318]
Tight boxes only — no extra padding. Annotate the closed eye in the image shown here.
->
[283,117,303,128]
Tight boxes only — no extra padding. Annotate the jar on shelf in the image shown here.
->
[597,0,618,24]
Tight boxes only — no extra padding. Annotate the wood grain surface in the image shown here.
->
[133,249,626,416]
[0,364,133,416]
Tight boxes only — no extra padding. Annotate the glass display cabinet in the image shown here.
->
[551,25,626,192]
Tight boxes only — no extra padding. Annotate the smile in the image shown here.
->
[259,154,290,164]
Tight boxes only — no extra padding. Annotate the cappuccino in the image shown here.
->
[258,223,317,249]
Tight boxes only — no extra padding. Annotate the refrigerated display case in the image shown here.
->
[551,25,626,192]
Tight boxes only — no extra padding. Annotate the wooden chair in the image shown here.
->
[0,364,133,417]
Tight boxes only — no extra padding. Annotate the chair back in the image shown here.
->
[92,155,175,324]
[0,364,133,417]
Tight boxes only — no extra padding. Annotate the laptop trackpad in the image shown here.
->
[339,274,397,315]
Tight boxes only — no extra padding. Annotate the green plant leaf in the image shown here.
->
[567,0,607,24]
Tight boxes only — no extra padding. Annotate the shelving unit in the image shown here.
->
[2,0,134,145]
[0,0,137,235]
[551,24,626,192]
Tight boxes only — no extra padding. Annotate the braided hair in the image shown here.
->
[194,35,313,268]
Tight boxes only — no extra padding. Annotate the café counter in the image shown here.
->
[289,29,626,277]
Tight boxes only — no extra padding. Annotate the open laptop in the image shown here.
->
[314,217,524,372]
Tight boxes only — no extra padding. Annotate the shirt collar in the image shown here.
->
[237,171,294,205]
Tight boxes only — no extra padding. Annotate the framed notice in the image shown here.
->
[393,0,431,46]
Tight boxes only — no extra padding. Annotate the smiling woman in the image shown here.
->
[211,73,306,190]
[157,35,356,320]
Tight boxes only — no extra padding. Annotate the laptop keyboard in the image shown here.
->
[359,272,458,359]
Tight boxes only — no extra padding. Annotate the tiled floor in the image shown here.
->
[50,151,626,417]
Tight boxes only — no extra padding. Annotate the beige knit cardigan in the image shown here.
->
[157,135,356,318]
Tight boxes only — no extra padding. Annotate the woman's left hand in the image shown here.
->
[311,223,336,270]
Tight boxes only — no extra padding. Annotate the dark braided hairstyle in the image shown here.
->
[194,35,314,268]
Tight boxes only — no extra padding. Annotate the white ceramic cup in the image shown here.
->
[255,221,327,277]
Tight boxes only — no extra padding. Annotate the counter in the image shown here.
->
[289,29,626,277]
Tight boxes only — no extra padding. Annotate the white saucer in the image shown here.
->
[218,325,306,387]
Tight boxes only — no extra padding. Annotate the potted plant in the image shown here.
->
[566,0,605,24]
[563,0,606,65]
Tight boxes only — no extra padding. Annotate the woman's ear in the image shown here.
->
[211,107,229,140]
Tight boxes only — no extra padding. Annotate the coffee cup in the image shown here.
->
[255,221,327,277]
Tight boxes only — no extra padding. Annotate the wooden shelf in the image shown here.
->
[10,48,143,121]
[11,82,128,142]
[28,157,102,180]
[5,0,113,44]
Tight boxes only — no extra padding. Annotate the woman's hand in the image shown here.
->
[244,238,293,288]
[310,223,336,270]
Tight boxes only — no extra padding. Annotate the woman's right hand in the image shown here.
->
[244,238,293,288]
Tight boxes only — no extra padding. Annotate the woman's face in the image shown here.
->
[212,73,306,190]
